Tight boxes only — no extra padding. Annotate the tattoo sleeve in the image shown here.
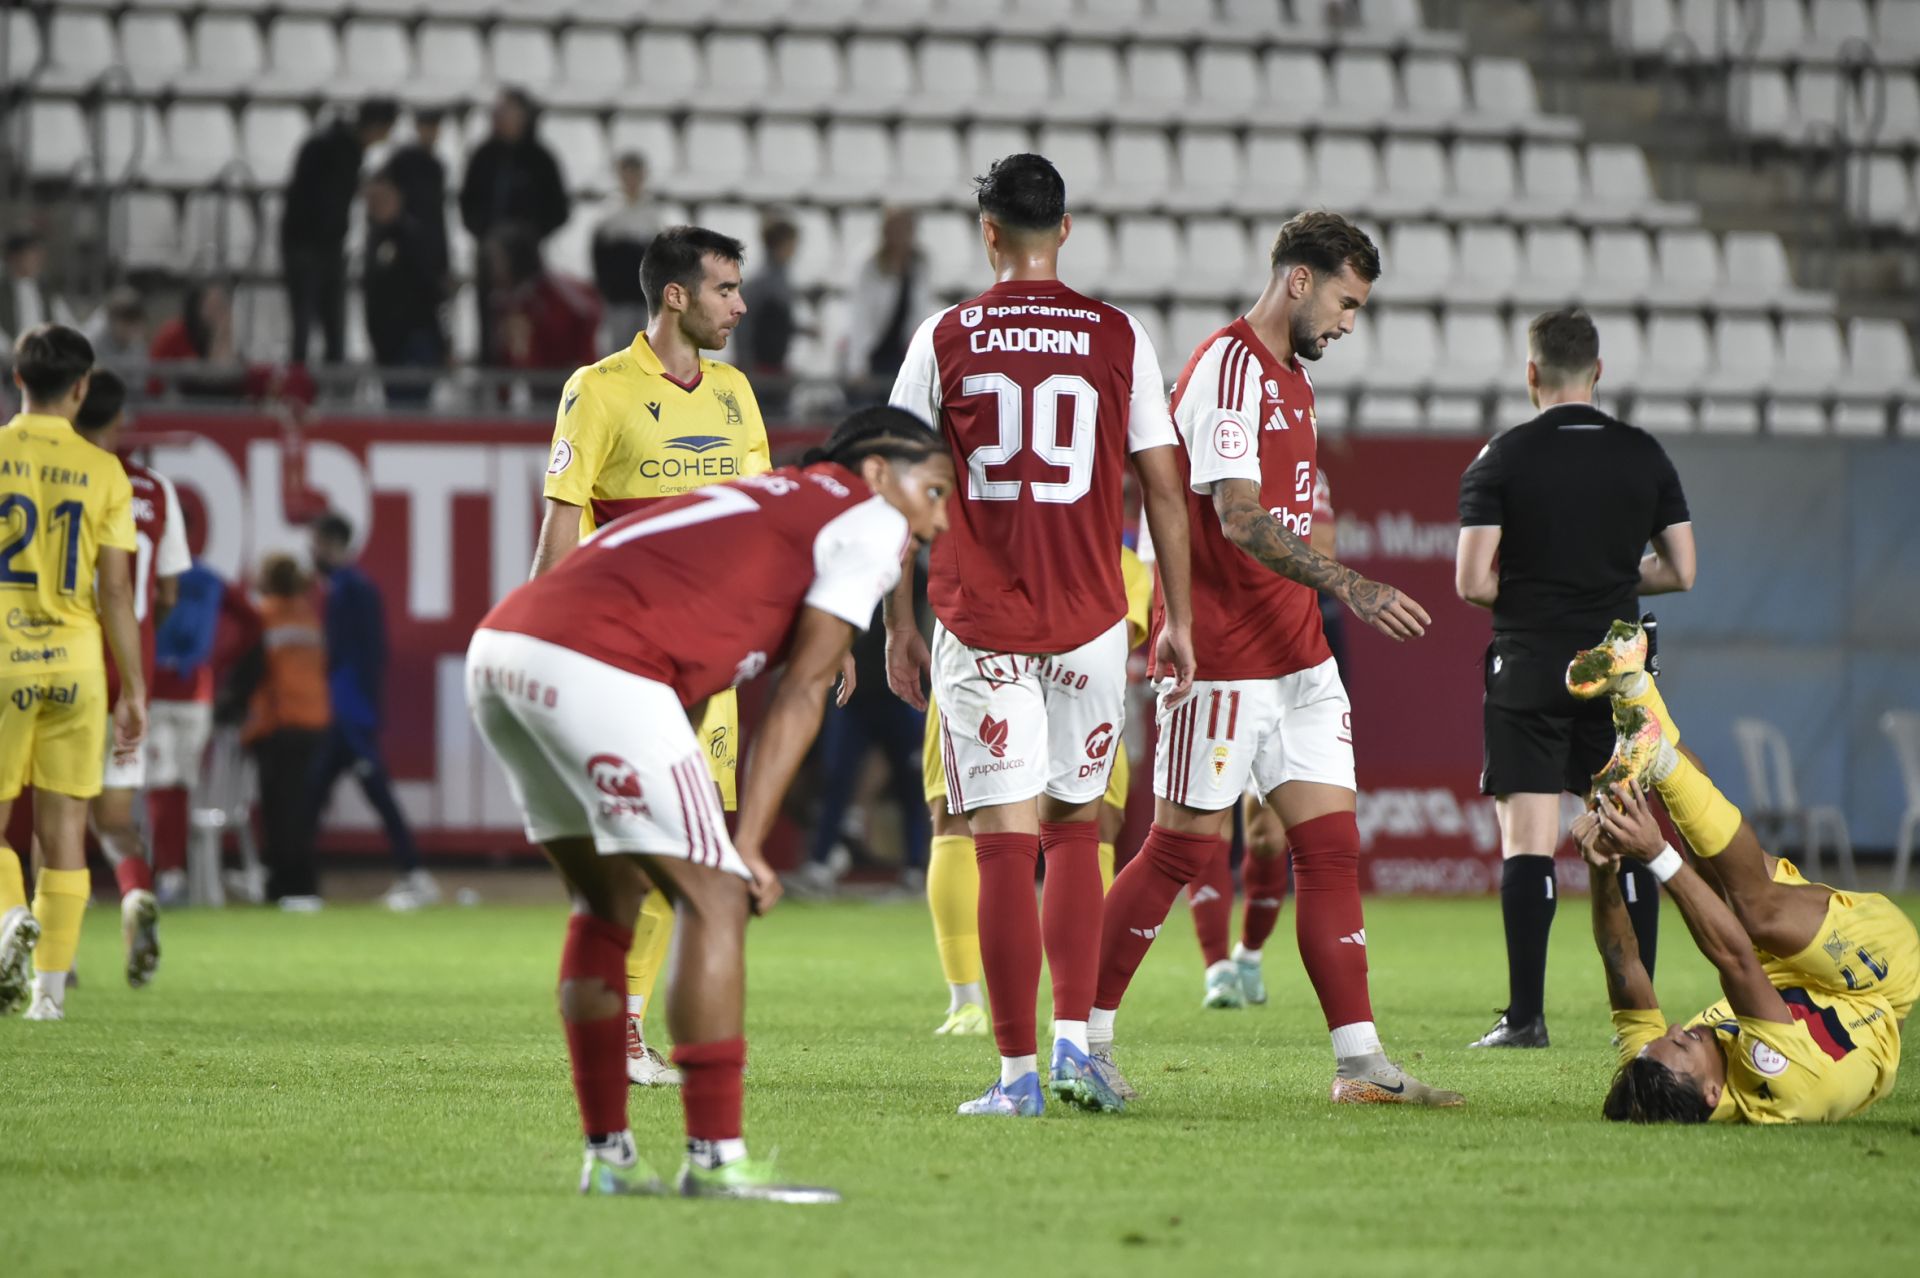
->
[1213,480,1381,612]
[1590,868,1657,1011]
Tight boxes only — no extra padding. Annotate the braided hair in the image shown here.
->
[802,405,943,469]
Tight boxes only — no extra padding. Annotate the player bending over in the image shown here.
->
[1090,212,1460,1107]
[468,408,951,1201]
[1572,622,1915,1123]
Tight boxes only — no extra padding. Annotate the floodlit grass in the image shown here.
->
[3,894,1915,1277]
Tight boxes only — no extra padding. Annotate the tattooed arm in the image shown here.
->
[1577,811,1657,1011]
[1211,478,1430,641]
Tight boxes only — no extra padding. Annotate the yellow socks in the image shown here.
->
[0,845,25,916]
[31,867,89,972]
[1655,752,1743,859]
[625,889,675,1021]
[928,835,981,986]
[1098,842,1116,894]
[1615,671,1680,747]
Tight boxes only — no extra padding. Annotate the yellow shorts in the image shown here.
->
[922,695,1129,813]
[0,666,108,801]
[1772,890,1920,1022]
[697,688,740,812]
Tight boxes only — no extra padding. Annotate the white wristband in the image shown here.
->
[1646,844,1683,883]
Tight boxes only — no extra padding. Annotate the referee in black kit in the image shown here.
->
[1453,308,1696,1049]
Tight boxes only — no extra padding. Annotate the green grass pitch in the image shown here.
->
[4,893,1917,1277]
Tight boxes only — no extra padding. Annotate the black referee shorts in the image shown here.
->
[1480,628,1615,798]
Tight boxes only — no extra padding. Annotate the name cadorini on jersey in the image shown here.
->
[969,327,1092,356]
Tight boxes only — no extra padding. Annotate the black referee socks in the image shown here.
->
[1500,855,1557,1024]
[1617,863,1660,980]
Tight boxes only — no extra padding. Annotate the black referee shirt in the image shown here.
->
[1457,403,1689,635]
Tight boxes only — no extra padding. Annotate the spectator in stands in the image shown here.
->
[304,513,439,913]
[280,98,400,367]
[362,171,446,405]
[485,226,601,380]
[843,206,932,389]
[460,88,571,363]
[230,553,330,910]
[590,151,662,348]
[83,287,149,369]
[0,232,77,347]
[738,212,802,379]
[149,281,246,399]
[384,107,452,290]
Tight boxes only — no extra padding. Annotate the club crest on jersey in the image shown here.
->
[1211,744,1230,778]
[979,714,1010,759]
[1213,417,1250,459]
[1749,1039,1789,1077]
[960,304,984,328]
[586,753,651,820]
[548,439,574,475]
[713,386,744,425]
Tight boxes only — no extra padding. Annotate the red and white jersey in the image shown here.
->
[479,463,909,707]
[1157,319,1330,682]
[106,460,192,700]
[889,277,1177,655]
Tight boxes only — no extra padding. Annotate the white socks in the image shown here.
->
[1000,1054,1037,1086]
[948,981,982,1013]
[587,1130,637,1167]
[1053,1019,1088,1054]
[1232,942,1261,964]
[33,971,66,1003]
[1617,670,1650,699]
[1087,1007,1116,1047]
[688,1137,748,1170]
[626,994,646,1018]
[1330,1020,1382,1061]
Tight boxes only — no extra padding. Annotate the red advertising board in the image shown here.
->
[136,415,1566,891]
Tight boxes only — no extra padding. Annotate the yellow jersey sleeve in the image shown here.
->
[1610,1008,1667,1067]
[543,368,618,509]
[97,463,136,554]
[1120,545,1153,652]
[733,370,771,477]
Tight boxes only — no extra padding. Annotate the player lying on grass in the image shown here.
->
[467,407,951,1201]
[1571,623,1915,1123]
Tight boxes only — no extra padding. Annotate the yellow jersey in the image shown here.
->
[543,332,771,536]
[1120,544,1152,651]
[1612,878,1916,1124]
[0,413,135,676]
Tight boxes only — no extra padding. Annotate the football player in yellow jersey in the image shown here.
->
[1569,621,1916,1123]
[528,226,768,1086]
[0,325,147,1020]
[922,545,1154,1038]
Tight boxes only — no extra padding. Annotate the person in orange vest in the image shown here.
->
[230,553,331,909]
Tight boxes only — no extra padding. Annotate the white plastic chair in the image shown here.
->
[1882,710,1920,892]
[1732,717,1857,885]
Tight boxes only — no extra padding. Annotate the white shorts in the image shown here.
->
[932,618,1129,814]
[1154,658,1356,812]
[145,699,213,789]
[466,629,748,878]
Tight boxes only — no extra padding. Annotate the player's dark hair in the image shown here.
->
[1602,1056,1714,1125]
[974,153,1067,233]
[356,97,400,132]
[12,323,94,403]
[74,368,127,433]
[258,552,308,599]
[640,225,746,314]
[311,511,353,548]
[1270,210,1382,284]
[1529,307,1601,387]
[4,231,41,259]
[803,406,943,469]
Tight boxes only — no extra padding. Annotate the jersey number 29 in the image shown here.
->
[960,373,1097,505]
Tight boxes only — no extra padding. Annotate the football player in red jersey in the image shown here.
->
[1091,212,1462,1107]
[469,407,952,1203]
[68,371,187,987]
[886,153,1196,1117]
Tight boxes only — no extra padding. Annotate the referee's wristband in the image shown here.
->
[1645,844,1684,883]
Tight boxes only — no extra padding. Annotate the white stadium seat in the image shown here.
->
[339,20,413,92]
[846,37,916,110]
[1054,43,1123,121]
[1373,311,1441,390]
[266,16,341,93]
[119,12,191,90]
[1310,136,1382,212]
[1774,316,1847,396]
[743,118,825,201]
[916,39,985,114]
[609,115,681,186]
[1809,0,1873,55]
[896,122,964,201]
[1106,129,1174,210]
[181,190,260,273]
[817,121,894,203]
[786,205,838,292]
[1113,216,1181,296]
[1179,217,1256,299]
[1451,224,1522,304]
[1676,0,1738,58]
[1848,154,1917,229]
[772,33,844,110]
[1403,55,1469,127]
[1382,223,1453,303]
[181,14,266,94]
[1265,50,1331,117]
[1240,133,1312,214]
[4,9,39,81]
[1518,142,1584,218]
[1709,316,1781,393]
[1169,303,1236,366]
[1655,227,1722,305]
[1794,67,1853,138]
[1059,213,1112,292]
[1036,125,1107,206]
[543,113,609,192]
[627,32,702,109]
[1472,57,1544,123]
[1846,317,1920,396]
[1700,398,1761,434]
[1378,139,1447,218]
[1750,0,1810,58]
[100,102,164,183]
[491,24,558,90]
[922,210,983,292]
[38,11,116,90]
[1331,52,1400,125]
[1585,228,1655,307]
[1591,310,1647,389]
[1879,0,1920,54]
[1612,0,1677,55]
[1518,225,1589,306]
[1118,44,1195,125]
[703,33,774,101]
[116,192,179,270]
[556,28,631,101]
[1448,141,1517,219]
[1433,308,1509,393]
[1170,131,1244,213]
[25,101,88,179]
[1731,67,1794,138]
[1193,47,1264,122]
[155,103,242,186]
[982,41,1055,119]
[677,118,750,200]
[1360,0,1428,33]
[1722,231,1826,311]
[242,104,310,186]
[964,123,1033,178]
[1641,313,1712,394]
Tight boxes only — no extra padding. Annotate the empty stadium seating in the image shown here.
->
[6,0,1916,433]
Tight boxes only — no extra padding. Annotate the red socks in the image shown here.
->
[1289,811,1373,1028]
[559,913,632,1138]
[1039,820,1101,1024]
[1187,840,1233,966]
[1241,851,1289,953]
[673,1037,746,1142]
[114,856,154,899]
[1095,825,1222,1010]
[148,787,188,876]
[975,831,1042,1057]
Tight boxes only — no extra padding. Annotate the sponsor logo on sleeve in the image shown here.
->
[548,439,574,476]
[1749,1039,1789,1077]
